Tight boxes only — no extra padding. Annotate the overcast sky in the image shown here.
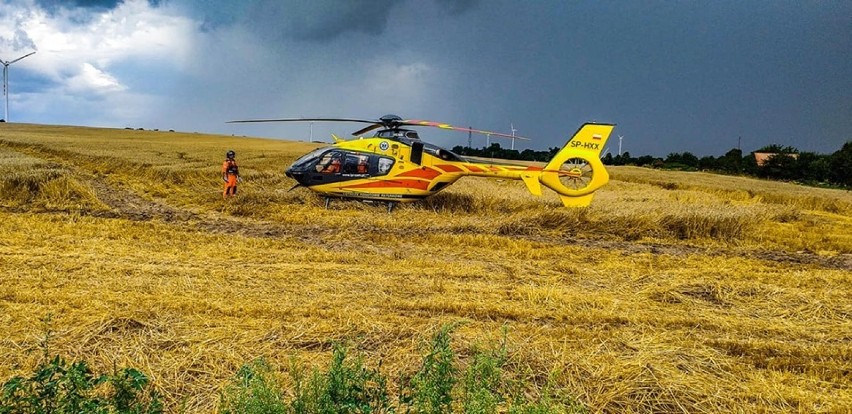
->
[2,0,850,156]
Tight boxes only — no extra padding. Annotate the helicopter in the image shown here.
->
[228,114,615,211]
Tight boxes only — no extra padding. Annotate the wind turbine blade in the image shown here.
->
[8,51,36,65]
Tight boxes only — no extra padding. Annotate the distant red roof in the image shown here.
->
[754,152,798,167]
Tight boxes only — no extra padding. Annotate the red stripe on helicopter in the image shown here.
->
[436,164,463,173]
[464,165,485,173]
[397,167,442,180]
[342,179,431,190]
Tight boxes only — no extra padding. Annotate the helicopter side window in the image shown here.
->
[343,154,370,174]
[377,157,394,175]
[423,144,465,162]
[316,151,343,173]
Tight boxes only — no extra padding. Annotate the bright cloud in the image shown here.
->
[1,0,197,113]
[65,62,125,93]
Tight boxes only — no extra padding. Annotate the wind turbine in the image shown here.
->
[618,135,624,155]
[1,51,36,122]
[510,123,518,150]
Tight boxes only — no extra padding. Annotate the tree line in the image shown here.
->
[452,141,852,188]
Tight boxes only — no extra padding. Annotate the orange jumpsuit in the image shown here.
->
[222,159,239,198]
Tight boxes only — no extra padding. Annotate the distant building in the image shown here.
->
[754,152,798,167]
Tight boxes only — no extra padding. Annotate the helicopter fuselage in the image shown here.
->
[283,122,614,207]
[285,130,539,202]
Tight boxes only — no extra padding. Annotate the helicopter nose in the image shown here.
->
[285,166,306,184]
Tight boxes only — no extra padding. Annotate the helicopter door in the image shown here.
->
[410,141,424,165]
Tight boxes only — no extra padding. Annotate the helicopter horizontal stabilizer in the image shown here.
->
[520,173,543,196]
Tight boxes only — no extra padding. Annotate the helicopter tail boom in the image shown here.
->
[455,123,614,207]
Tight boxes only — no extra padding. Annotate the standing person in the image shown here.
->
[222,150,240,198]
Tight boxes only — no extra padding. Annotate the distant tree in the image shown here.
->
[665,152,683,165]
[742,152,759,175]
[602,153,614,165]
[663,152,698,170]
[635,155,657,166]
[681,152,699,168]
[698,155,718,170]
[717,148,743,173]
[519,149,538,161]
[796,152,830,183]
[547,147,560,159]
[613,151,633,166]
[758,152,799,180]
[756,144,799,154]
[828,141,852,187]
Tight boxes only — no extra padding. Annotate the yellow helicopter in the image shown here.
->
[228,115,614,211]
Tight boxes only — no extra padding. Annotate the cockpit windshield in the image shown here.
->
[290,147,331,170]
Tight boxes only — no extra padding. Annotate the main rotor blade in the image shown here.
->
[351,123,382,136]
[227,117,376,124]
[402,119,531,140]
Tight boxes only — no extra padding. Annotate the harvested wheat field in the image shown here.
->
[1,123,850,413]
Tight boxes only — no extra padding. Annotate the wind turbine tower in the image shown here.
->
[510,123,517,150]
[618,135,624,156]
[1,51,36,122]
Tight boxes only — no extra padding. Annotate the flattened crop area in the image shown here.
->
[1,124,850,412]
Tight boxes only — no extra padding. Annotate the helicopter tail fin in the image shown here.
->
[537,123,615,207]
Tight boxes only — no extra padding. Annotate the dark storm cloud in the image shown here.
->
[9,0,851,156]
[243,0,403,42]
[180,0,479,42]
[434,0,480,15]
[34,0,162,14]
[35,0,123,10]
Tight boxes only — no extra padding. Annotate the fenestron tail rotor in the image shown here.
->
[558,158,594,191]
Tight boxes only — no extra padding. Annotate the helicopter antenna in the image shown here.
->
[1,51,36,122]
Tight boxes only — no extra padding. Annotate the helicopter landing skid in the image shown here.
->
[323,196,396,213]
[323,197,397,213]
